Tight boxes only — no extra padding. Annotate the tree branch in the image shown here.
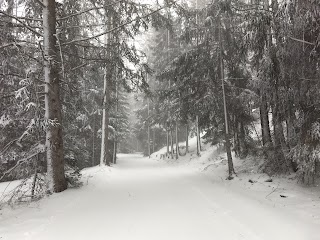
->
[14,16,42,22]
[56,23,106,30]
[0,42,15,49]
[289,36,315,46]
[61,3,173,46]
[0,152,40,182]
[58,6,104,21]
[0,10,43,37]
[70,63,87,72]
[0,19,42,29]
[57,0,123,21]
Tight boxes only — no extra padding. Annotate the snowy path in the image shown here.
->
[1,153,319,240]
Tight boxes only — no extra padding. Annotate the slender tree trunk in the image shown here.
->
[166,127,169,155]
[286,105,297,171]
[260,93,272,146]
[5,0,14,34]
[239,121,247,158]
[271,87,288,172]
[152,128,155,153]
[31,155,39,199]
[170,130,174,159]
[261,0,272,148]
[113,67,118,165]
[92,113,96,166]
[186,123,189,153]
[147,99,150,158]
[43,0,67,193]
[196,116,201,156]
[286,102,296,149]
[270,2,289,170]
[175,122,179,159]
[113,140,117,164]
[166,26,171,158]
[233,115,240,157]
[100,69,110,166]
[100,15,112,166]
[219,17,235,179]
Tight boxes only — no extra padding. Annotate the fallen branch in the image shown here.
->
[202,163,217,172]
[265,183,279,198]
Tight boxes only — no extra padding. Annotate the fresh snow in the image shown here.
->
[0,137,320,240]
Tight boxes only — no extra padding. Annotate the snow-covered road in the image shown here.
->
[1,153,319,240]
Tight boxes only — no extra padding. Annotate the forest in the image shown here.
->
[1,0,320,239]
[0,0,319,200]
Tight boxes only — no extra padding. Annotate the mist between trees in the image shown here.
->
[0,0,319,203]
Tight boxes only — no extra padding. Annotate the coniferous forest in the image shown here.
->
[0,0,319,211]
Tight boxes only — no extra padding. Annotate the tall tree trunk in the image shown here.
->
[186,123,189,153]
[113,66,118,165]
[233,115,240,157]
[92,113,96,166]
[113,140,117,164]
[100,15,112,166]
[272,89,288,172]
[196,116,201,156]
[219,17,235,179]
[100,69,110,166]
[170,129,174,159]
[152,128,155,153]
[175,122,179,159]
[5,0,14,33]
[261,0,272,148]
[166,126,169,155]
[147,110,150,158]
[260,92,272,146]
[286,103,297,171]
[239,121,247,158]
[43,0,67,193]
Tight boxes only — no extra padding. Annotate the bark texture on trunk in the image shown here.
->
[43,0,67,193]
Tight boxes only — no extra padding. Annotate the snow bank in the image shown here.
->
[151,134,320,229]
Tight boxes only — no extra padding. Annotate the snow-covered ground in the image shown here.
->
[0,136,320,240]
[153,136,320,230]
